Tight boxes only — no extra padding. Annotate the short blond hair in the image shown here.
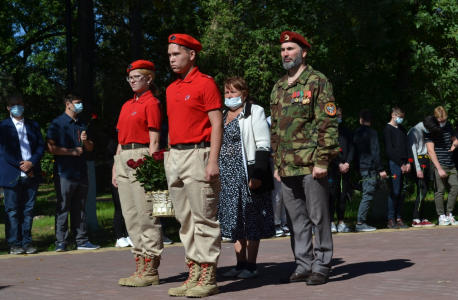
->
[434,106,448,119]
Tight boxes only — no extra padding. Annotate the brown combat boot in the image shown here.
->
[123,255,160,287]
[168,259,201,297]
[185,263,218,298]
[118,254,144,286]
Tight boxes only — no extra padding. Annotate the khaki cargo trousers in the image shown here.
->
[165,147,221,264]
[115,148,163,257]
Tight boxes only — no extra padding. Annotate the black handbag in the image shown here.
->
[247,150,274,194]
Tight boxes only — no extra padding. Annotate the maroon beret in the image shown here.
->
[280,31,311,49]
[168,33,202,53]
[127,60,156,74]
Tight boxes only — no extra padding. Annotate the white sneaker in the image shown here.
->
[331,222,337,233]
[448,215,458,226]
[223,268,244,278]
[115,237,130,248]
[439,216,451,226]
[125,236,134,247]
[274,225,285,237]
[280,224,290,236]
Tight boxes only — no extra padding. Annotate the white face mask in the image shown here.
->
[395,117,404,124]
[71,103,83,114]
[225,96,243,110]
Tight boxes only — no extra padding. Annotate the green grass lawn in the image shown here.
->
[0,184,181,255]
[0,184,453,255]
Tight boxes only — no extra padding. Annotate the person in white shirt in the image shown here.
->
[0,94,45,255]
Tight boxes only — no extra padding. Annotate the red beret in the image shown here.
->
[280,31,311,49]
[127,60,156,73]
[168,34,202,53]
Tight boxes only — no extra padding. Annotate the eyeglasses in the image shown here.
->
[126,75,145,82]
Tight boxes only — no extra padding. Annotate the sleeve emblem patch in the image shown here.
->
[325,103,336,116]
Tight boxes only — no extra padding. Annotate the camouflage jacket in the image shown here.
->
[270,65,339,177]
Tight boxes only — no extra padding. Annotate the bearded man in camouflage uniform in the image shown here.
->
[270,31,339,286]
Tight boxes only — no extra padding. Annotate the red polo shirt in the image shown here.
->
[166,67,222,145]
[117,90,163,145]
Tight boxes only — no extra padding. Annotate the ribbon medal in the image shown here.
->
[303,90,311,105]
[291,91,297,103]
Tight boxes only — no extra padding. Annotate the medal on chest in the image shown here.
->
[291,90,311,105]
[303,91,311,105]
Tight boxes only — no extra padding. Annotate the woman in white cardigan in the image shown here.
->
[218,77,275,279]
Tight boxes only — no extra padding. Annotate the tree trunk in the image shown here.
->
[129,0,143,61]
[76,0,99,231]
[76,0,94,113]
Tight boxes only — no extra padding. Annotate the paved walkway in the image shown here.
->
[1,227,458,300]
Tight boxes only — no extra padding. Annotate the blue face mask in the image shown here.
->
[424,129,429,133]
[440,123,446,128]
[225,96,243,110]
[337,118,342,124]
[71,103,83,114]
[10,105,24,117]
[395,117,403,124]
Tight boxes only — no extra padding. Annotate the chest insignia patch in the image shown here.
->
[325,103,337,116]
[185,95,190,100]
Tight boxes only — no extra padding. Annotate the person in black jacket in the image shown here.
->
[329,107,354,233]
[353,109,387,232]
[383,107,413,229]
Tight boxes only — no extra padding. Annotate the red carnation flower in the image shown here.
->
[143,157,147,161]
[92,113,98,119]
[339,148,342,152]
[393,174,397,180]
[153,151,164,161]
[136,158,144,166]
[408,158,414,163]
[421,164,426,168]
[41,171,46,177]
[127,159,138,169]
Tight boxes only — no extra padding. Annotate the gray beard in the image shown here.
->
[282,54,303,70]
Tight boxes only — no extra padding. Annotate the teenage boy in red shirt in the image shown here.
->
[165,33,223,298]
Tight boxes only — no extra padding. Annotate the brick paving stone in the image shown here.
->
[0,227,458,299]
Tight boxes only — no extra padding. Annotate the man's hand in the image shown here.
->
[273,170,281,182]
[70,147,83,156]
[416,170,424,179]
[205,161,220,181]
[380,171,387,179]
[438,168,447,178]
[312,166,327,179]
[448,143,457,152]
[249,178,262,189]
[400,164,407,174]
[27,170,34,178]
[81,130,88,142]
[112,172,118,188]
[20,161,33,172]
[339,163,350,174]
[406,163,411,173]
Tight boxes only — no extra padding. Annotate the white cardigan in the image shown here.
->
[226,103,271,164]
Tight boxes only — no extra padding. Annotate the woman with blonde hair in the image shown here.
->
[218,76,275,279]
[112,60,164,287]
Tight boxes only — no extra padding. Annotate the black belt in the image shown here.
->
[121,143,148,150]
[171,142,210,150]
[417,155,430,159]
